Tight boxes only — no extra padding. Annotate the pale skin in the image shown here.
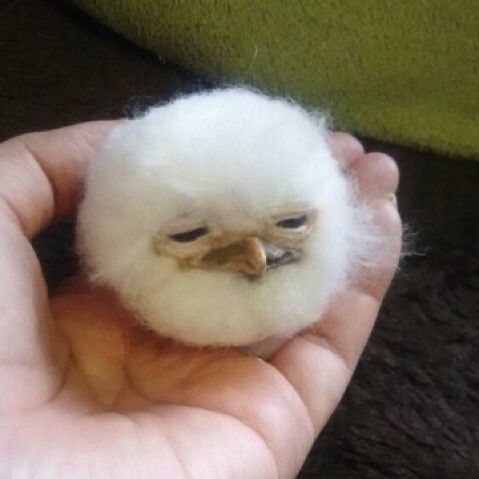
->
[0,121,401,479]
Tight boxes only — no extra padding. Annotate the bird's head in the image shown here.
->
[78,88,368,347]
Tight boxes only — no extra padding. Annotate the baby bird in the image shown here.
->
[77,88,378,350]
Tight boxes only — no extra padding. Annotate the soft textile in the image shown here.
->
[73,0,479,157]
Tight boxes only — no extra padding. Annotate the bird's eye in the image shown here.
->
[168,226,209,242]
[275,215,308,229]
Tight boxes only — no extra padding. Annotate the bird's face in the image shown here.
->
[78,89,361,347]
[152,208,318,279]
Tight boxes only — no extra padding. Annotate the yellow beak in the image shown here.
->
[201,237,267,278]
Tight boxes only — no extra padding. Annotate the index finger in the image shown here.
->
[0,121,119,238]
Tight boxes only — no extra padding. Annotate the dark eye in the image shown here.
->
[276,215,308,229]
[168,226,209,242]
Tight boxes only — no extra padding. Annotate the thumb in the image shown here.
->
[0,121,118,411]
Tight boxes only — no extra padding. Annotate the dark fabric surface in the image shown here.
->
[2,1,478,477]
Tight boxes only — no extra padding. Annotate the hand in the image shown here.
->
[0,123,401,478]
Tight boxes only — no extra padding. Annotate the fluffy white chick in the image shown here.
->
[77,88,378,350]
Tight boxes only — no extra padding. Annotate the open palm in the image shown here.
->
[0,122,401,479]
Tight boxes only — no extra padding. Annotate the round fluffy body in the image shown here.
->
[77,88,375,347]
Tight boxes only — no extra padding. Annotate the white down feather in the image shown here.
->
[77,88,380,347]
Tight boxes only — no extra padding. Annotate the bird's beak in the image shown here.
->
[200,237,267,278]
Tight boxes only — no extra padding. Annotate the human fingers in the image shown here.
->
[0,121,118,411]
[272,147,402,433]
[330,132,365,168]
